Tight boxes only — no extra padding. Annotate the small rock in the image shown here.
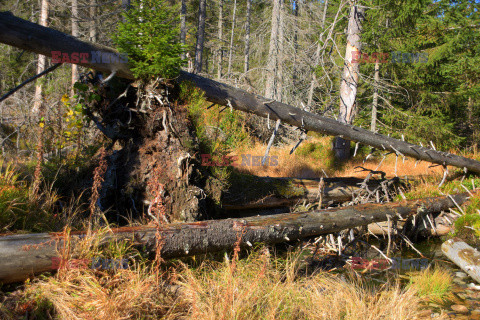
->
[456,272,469,279]
[430,312,440,318]
[451,304,469,313]
[457,293,468,300]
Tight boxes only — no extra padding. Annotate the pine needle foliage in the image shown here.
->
[113,0,184,80]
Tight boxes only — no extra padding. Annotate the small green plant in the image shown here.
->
[113,0,184,80]
[407,267,453,303]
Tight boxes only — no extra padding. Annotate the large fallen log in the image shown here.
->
[1,12,480,174]
[442,238,480,284]
[221,176,403,210]
[0,193,470,284]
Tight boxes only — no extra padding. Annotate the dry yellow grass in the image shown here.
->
[179,251,423,320]
[20,241,428,320]
[231,136,448,179]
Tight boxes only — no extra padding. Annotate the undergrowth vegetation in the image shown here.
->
[7,235,424,320]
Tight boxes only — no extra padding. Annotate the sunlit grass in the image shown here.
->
[407,267,454,304]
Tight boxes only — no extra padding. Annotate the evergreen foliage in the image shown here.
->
[112,0,185,80]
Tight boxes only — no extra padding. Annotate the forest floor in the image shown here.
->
[1,100,480,318]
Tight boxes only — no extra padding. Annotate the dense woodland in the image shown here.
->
[1,0,480,154]
[2,1,480,319]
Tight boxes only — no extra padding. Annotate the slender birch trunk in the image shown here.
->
[32,0,49,114]
[71,0,80,91]
[371,61,380,132]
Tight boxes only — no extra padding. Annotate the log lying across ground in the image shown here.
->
[0,193,470,284]
[2,12,480,174]
[442,238,480,284]
[222,176,402,210]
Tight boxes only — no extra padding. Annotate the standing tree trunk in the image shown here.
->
[307,0,328,111]
[217,0,224,80]
[371,61,380,132]
[265,0,282,99]
[32,0,49,114]
[275,1,284,102]
[180,0,187,60]
[334,4,364,160]
[244,0,251,75]
[194,0,206,74]
[6,12,480,173]
[71,0,80,90]
[89,0,97,43]
[227,0,237,76]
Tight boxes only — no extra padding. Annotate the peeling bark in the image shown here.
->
[335,4,365,160]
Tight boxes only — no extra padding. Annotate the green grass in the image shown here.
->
[407,267,453,304]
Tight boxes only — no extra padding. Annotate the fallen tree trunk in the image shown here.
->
[0,193,470,284]
[1,12,480,174]
[442,238,480,284]
[222,176,403,210]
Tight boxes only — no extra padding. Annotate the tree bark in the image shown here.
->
[334,4,364,160]
[89,0,97,43]
[71,0,80,90]
[3,12,480,173]
[216,0,223,79]
[180,0,187,60]
[221,176,400,211]
[442,238,480,284]
[265,0,282,99]
[371,61,380,132]
[32,0,49,114]
[227,0,237,76]
[244,0,251,74]
[194,0,206,74]
[0,193,470,284]
[275,0,284,102]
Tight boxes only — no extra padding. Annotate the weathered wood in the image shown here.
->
[442,238,480,284]
[222,177,399,210]
[1,12,480,173]
[0,193,470,284]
